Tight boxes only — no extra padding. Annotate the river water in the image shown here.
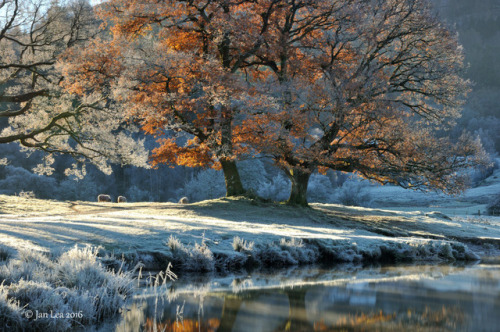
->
[109,263,500,331]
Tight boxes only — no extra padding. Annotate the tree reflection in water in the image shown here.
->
[143,318,220,332]
[111,264,500,332]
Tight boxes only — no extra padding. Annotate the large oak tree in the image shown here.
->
[240,0,488,206]
[63,0,488,205]
[63,0,288,195]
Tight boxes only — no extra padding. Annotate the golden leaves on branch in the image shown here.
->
[59,0,486,196]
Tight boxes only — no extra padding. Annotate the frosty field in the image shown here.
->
[1,175,499,331]
[0,191,499,273]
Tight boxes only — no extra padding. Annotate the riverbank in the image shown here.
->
[1,195,498,272]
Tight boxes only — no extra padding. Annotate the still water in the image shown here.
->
[111,263,500,331]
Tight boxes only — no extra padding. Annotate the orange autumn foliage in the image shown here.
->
[143,318,220,332]
[60,0,488,204]
[63,1,282,176]
[234,0,487,202]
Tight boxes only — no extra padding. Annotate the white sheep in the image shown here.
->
[97,194,111,202]
[117,196,127,203]
[178,197,189,204]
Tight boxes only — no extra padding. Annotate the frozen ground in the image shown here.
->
[0,168,499,272]
[368,160,500,216]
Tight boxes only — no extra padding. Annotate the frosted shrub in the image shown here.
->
[0,166,56,198]
[59,176,99,201]
[439,242,454,260]
[2,250,55,284]
[238,159,269,192]
[257,174,290,201]
[179,169,225,202]
[166,235,215,272]
[279,237,304,248]
[93,285,128,321]
[468,160,497,186]
[0,259,50,285]
[307,173,335,203]
[256,244,297,266]
[18,248,53,265]
[0,246,135,331]
[55,246,106,287]
[255,238,319,267]
[222,251,250,270]
[7,280,73,331]
[279,238,319,263]
[55,246,134,297]
[336,179,372,207]
[0,244,14,262]
[377,240,479,262]
[232,236,254,252]
[126,185,152,202]
[185,243,215,272]
[0,289,22,331]
[166,235,184,252]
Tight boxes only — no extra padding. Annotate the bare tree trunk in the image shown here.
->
[220,158,245,197]
[286,167,311,207]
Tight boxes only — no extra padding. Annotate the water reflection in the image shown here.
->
[112,263,500,331]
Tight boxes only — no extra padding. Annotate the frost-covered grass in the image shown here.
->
[368,159,500,214]
[232,236,254,252]
[0,178,499,274]
[0,246,135,331]
[161,234,480,274]
[167,235,215,272]
[0,244,14,262]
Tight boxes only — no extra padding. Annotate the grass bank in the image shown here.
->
[1,195,498,273]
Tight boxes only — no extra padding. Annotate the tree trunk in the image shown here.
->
[217,295,243,332]
[283,289,314,331]
[220,158,245,197]
[114,164,127,199]
[286,167,311,207]
[219,103,245,197]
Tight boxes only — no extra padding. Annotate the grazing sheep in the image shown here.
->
[97,194,111,202]
[179,197,189,204]
[117,196,127,203]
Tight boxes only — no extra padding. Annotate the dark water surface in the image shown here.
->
[110,263,500,331]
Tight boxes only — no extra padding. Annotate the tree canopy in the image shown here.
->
[238,0,488,205]
[63,0,287,194]
[61,0,488,205]
[0,0,147,175]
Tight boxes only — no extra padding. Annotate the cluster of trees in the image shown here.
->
[1,0,494,206]
[0,141,375,205]
[0,142,190,202]
[0,0,148,176]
